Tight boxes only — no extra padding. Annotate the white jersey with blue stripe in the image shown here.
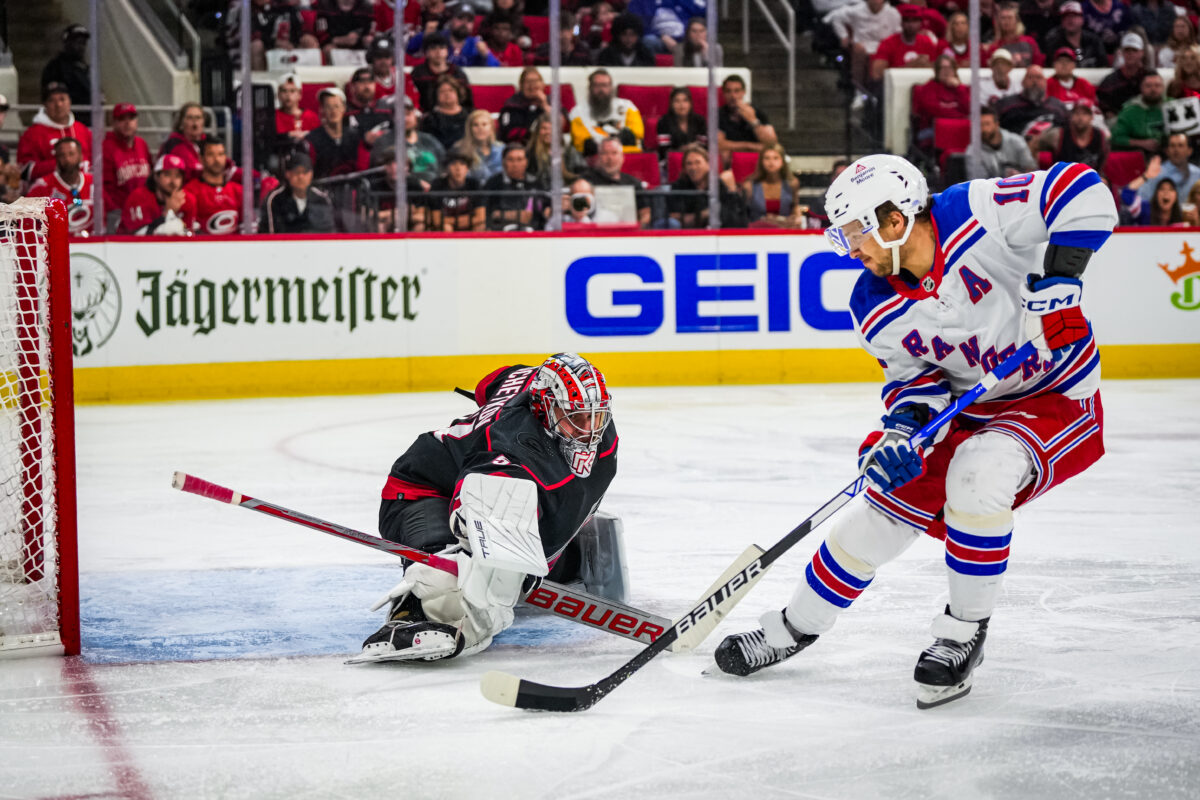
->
[849,163,1118,418]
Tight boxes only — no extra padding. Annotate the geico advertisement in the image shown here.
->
[67,232,1197,368]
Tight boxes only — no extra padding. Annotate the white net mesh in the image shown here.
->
[0,199,63,653]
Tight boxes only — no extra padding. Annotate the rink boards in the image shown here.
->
[68,230,1200,402]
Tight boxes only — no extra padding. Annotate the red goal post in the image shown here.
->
[0,198,79,656]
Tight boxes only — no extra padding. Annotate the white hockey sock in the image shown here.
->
[944,507,1012,622]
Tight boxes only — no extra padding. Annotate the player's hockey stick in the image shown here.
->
[480,342,1041,711]
[171,472,671,646]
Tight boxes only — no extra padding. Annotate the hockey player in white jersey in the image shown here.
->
[715,155,1117,708]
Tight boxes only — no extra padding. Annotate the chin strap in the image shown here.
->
[891,245,901,275]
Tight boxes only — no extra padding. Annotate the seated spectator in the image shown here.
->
[1019,0,1059,49]
[742,143,805,228]
[656,86,708,162]
[569,69,646,154]
[666,143,743,229]
[303,87,364,179]
[102,103,151,228]
[365,37,404,101]
[1042,1,1109,68]
[490,0,530,48]
[0,96,18,203]
[869,5,940,82]
[717,75,778,159]
[581,2,618,52]
[352,91,400,154]
[345,67,378,119]
[1082,0,1132,56]
[1097,33,1153,116]
[26,137,95,235]
[315,0,375,59]
[17,82,91,184]
[979,105,1038,177]
[42,24,92,125]
[980,49,1021,106]
[941,12,972,67]
[259,151,335,233]
[824,0,901,86]
[411,34,475,113]
[535,11,594,65]
[674,17,723,67]
[1046,47,1098,109]
[564,177,621,224]
[401,96,446,186]
[369,148,427,232]
[1185,181,1200,225]
[119,153,196,235]
[499,67,552,144]
[414,0,450,38]
[1131,0,1176,49]
[482,12,525,67]
[1032,101,1109,171]
[183,137,243,235]
[483,144,549,230]
[276,75,320,148]
[1158,16,1197,71]
[984,1,1044,67]
[582,136,652,228]
[428,151,486,231]
[597,13,657,67]
[912,55,970,153]
[1121,165,1185,225]
[1167,46,1200,98]
[526,113,587,185]
[995,65,1068,137]
[157,102,208,181]
[409,3,500,67]
[420,75,471,150]
[455,109,504,182]
[224,0,308,71]
[1138,132,1199,202]
[1111,72,1166,153]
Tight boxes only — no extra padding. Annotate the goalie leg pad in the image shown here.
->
[576,511,631,604]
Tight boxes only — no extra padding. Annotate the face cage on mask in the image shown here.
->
[824,206,918,275]
[547,404,611,476]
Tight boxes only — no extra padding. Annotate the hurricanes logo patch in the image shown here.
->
[492,455,511,465]
[571,449,596,475]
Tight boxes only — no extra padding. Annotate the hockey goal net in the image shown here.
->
[0,198,78,656]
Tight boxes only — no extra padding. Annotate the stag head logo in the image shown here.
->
[70,254,121,357]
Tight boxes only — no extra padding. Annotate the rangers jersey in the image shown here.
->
[849,162,1118,420]
[382,365,618,564]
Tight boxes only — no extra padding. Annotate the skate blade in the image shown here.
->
[345,642,457,665]
[916,677,973,709]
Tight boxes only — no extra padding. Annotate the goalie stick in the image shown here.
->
[171,472,670,646]
[480,342,1040,712]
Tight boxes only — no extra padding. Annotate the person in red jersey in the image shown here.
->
[870,5,942,81]
[275,74,319,148]
[26,137,95,235]
[16,81,91,184]
[102,103,152,226]
[183,137,244,235]
[120,153,196,236]
[158,102,208,181]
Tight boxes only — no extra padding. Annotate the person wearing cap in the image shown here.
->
[27,137,96,235]
[1110,71,1167,154]
[824,0,901,85]
[408,3,501,67]
[303,87,364,179]
[366,36,416,104]
[983,1,1044,67]
[276,74,320,146]
[346,66,379,118]
[102,103,152,229]
[1081,0,1133,55]
[119,153,197,236]
[411,33,475,113]
[315,0,375,58]
[41,24,92,125]
[995,64,1069,135]
[1042,1,1109,69]
[1097,32,1154,116]
[427,150,485,231]
[979,48,1021,106]
[870,5,941,81]
[1047,47,1098,109]
[1032,100,1109,171]
[259,150,335,234]
[16,82,92,185]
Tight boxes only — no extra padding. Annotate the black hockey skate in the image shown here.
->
[914,607,989,709]
[714,611,818,676]
[346,592,463,665]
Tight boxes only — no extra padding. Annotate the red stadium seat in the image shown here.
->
[616,84,674,118]
[731,151,758,183]
[689,86,715,118]
[550,83,576,113]
[933,118,970,154]
[301,82,335,113]
[655,53,675,67]
[667,151,684,183]
[641,115,660,144]
[472,84,515,113]
[622,152,661,188]
[524,16,550,47]
[1104,150,1145,188]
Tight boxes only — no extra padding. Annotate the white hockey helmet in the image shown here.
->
[530,353,612,478]
[824,155,929,274]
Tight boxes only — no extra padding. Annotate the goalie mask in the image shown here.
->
[530,353,612,478]
[824,154,929,275]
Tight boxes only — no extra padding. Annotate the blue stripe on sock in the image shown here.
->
[818,542,872,590]
[946,527,1013,549]
[805,562,854,608]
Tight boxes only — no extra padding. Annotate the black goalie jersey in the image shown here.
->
[381,365,619,563]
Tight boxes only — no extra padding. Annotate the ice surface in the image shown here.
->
[1,380,1198,799]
